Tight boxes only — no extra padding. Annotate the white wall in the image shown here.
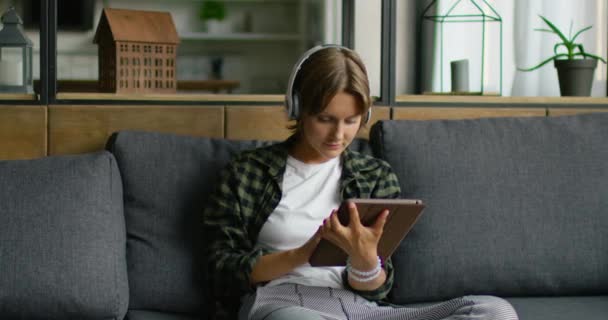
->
[354,0,382,98]
[395,0,418,95]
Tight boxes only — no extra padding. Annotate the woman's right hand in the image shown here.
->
[291,226,323,265]
[250,226,322,284]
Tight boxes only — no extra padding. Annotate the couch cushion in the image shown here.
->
[107,131,276,316]
[0,151,128,319]
[400,296,608,320]
[506,296,608,320]
[370,114,608,303]
[126,310,200,320]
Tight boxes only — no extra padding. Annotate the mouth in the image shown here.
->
[324,142,343,150]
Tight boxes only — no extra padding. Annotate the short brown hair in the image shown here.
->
[287,47,371,132]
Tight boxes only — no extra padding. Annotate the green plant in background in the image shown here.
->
[519,15,607,71]
[199,0,226,21]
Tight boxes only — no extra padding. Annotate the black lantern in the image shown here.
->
[0,7,33,93]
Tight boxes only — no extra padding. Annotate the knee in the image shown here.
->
[463,295,518,320]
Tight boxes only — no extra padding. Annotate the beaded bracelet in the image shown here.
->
[348,269,382,282]
[346,256,382,282]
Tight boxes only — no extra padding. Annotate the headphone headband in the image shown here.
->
[285,44,371,124]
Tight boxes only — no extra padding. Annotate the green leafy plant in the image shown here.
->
[519,15,607,71]
[199,1,226,21]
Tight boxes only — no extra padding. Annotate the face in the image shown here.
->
[291,92,363,164]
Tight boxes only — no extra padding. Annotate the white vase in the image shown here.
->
[206,20,231,34]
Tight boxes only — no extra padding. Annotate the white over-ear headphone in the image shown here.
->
[285,44,372,124]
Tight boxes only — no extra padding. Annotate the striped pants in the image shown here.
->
[239,284,518,320]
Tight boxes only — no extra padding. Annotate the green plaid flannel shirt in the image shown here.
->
[203,138,401,319]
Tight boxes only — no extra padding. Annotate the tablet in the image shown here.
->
[309,198,425,267]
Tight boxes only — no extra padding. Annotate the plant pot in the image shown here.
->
[554,59,597,96]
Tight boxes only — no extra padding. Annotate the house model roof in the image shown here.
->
[94,8,180,44]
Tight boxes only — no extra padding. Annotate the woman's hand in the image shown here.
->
[320,202,389,271]
[250,227,322,284]
[292,226,323,265]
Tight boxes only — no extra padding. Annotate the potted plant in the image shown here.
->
[199,1,229,34]
[519,15,607,96]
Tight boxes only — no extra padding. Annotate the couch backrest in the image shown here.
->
[106,130,373,316]
[106,131,272,317]
[0,151,128,319]
[370,113,608,303]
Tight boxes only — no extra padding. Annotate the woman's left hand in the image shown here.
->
[320,202,389,271]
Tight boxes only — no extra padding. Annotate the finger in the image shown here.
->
[320,219,329,237]
[313,225,323,237]
[347,202,362,228]
[372,209,390,232]
[329,209,344,232]
[319,219,335,238]
[323,209,335,230]
[303,227,323,254]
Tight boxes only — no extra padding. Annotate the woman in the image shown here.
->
[203,45,518,320]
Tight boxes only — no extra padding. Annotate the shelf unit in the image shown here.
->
[174,0,312,93]
[179,32,302,42]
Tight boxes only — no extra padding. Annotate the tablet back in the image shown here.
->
[309,199,425,267]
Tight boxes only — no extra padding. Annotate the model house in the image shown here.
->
[93,8,179,94]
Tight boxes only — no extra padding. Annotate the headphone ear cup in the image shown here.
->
[364,108,372,124]
[291,91,301,120]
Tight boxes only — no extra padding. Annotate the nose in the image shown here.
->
[332,122,345,140]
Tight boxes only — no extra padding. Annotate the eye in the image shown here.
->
[317,115,332,122]
[345,116,361,124]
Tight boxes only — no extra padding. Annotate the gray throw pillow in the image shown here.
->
[107,131,273,316]
[0,151,128,319]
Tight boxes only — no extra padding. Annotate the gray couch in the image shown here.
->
[1,113,606,320]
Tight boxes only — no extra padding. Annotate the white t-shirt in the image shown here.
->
[256,155,345,288]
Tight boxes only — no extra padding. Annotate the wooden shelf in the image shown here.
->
[34,79,241,94]
[180,32,301,41]
[49,92,608,105]
[178,80,240,93]
[56,92,283,103]
[396,95,608,106]
[0,93,37,101]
